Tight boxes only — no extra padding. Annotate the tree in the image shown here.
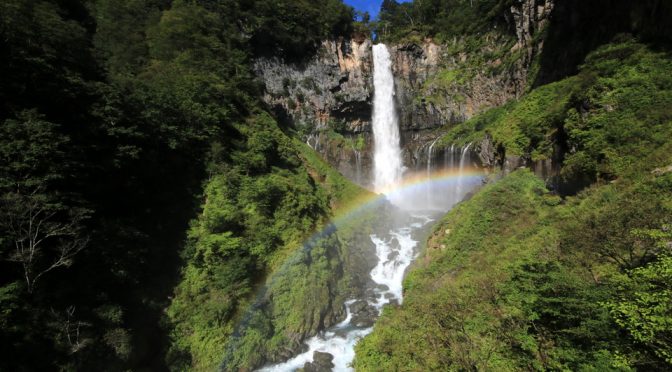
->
[0,111,88,293]
[608,227,672,365]
[1,190,88,293]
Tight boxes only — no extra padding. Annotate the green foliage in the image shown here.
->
[609,255,672,364]
[167,112,375,370]
[3,0,670,371]
[0,110,69,189]
[357,167,672,370]
[295,138,370,211]
[562,41,672,181]
[608,226,672,364]
[357,40,672,372]
[166,113,325,369]
[249,0,354,58]
[222,230,348,370]
[0,282,21,330]
[375,0,514,43]
[439,77,576,159]
[439,40,672,185]
[559,179,672,270]
[0,0,360,370]
[356,170,554,371]
[92,0,163,75]
[412,29,520,125]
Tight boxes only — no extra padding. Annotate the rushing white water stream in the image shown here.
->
[259,212,433,372]
[259,44,480,372]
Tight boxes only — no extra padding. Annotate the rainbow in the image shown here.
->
[330,166,486,222]
[259,165,487,280]
[221,166,486,367]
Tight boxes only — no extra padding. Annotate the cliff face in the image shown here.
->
[254,37,375,185]
[254,0,554,186]
[533,0,672,86]
[254,38,374,134]
[396,0,554,170]
[388,41,443,130]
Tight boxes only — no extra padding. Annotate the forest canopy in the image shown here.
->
[0,0,356,370]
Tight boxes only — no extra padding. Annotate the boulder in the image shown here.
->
[302,351,335,372]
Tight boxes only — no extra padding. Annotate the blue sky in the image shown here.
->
[343,0,413,20]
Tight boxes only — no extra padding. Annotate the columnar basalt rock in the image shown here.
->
[509,0,555,92]
[397,0,555,172]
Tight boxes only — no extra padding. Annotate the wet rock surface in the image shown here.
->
[349,300,378,328]
[302,351,335,372]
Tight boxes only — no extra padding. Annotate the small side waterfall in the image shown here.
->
[372,44,403,194]
[408,140,478,209]
[306,133,321,153]
[426,137,440,176]
[456,142,472,200]
[425,137,440,206]
[354,149,362,185]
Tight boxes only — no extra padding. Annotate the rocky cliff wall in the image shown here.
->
[254,37,375,185]
[254,0,555,186]
[254,38,374,134]
[397,0,554,170]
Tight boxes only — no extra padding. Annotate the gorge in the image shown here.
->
[1,1,671,371]
[252,43,482,371]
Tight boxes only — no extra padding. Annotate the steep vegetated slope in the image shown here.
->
[167,111,382,370]
[533,0,672,86]
[355,40,672,370]
[0,0,364,370]
[438,39,672,192]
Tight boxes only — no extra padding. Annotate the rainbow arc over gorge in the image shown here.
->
[224,166,486,356]
[333,166,486,220]
[280,165,487,285]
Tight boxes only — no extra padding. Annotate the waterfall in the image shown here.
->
[372,44,403,193]
[443,143,452,169]
[354,149,362,185]
[306,133,319,152]
[456,143,472,200]
[414,147,422,172]
[426,137,440,206]
[426,137,440,175]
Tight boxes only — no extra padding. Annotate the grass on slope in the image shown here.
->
[355,170,561,371]
[355,38,672,371]
[356,167,672,370]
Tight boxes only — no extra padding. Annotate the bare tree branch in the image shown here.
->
[1,188,88,293]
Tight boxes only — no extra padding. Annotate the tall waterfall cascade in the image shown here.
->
[372,44,403,194]
[259,44,482,372]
